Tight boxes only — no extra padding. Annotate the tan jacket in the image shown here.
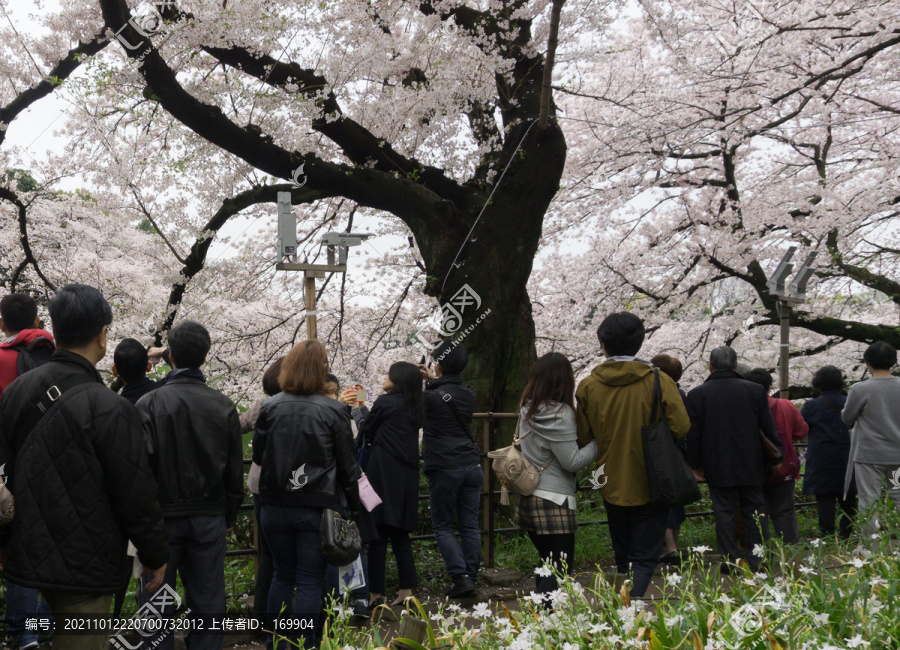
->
[576,359,690,506]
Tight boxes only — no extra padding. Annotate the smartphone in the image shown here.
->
[355,389,368,402]
[419,355,432,369]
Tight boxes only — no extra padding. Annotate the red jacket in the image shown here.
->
[0,329,55,398]
[768,395,809,481]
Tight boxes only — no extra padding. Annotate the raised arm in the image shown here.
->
[575,380,595,451]
[787,401,809,440]
[239,397,264,435]
[685,391,703,469]
[354,397,387,446]
[97,405,169,572]
[842,387,863,427]
[758,390,782,452]
[661,374,690,440]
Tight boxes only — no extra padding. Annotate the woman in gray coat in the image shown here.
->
[514,352,597,596]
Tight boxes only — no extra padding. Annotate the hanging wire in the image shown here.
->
[439,118,540,297]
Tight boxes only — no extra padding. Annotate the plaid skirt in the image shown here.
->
[514,494,577,535]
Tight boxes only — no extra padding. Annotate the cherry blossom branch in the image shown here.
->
[127,185,187,265]
[0,31,109,147]
[0,187,57,292]
[825,228,900,306]
[155,183,326,343]
[364,277,416,360]
[98,0,443,234]
[198,44,467,201]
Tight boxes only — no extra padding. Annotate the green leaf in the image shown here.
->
[390,639,429,650]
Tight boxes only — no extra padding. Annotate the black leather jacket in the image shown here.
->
[136,376,244,527]
[252,391,361,519]
[0,350,169,593]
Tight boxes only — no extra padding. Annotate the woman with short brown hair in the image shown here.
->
[253,340,360,649]
[278,339,328,395]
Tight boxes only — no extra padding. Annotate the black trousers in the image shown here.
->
[762,480,799,544]
[816,494,857,539]
[527,531,576,595]
[603,500,667,598]
[368,524,417,594]
[137,516,227,650]
[708,485,769,571]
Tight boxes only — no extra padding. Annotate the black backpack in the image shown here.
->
[13,337,55,376]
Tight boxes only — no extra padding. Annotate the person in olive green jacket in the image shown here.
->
[576,312,690,597]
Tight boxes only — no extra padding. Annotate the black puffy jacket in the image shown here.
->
[0,350,169,593]
[252,391,360,518]
[136,375,243,527]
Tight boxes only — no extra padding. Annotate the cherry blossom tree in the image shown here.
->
[81,0,610,412]
[3,0,899,411]
[546,0,900,394]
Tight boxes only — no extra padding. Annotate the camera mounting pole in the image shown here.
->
[764,247,817,398]
[274,193,373,339]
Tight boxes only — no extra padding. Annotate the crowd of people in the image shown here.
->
[0,285,898,650]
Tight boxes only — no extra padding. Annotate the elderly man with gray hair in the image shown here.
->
[686,346,782,572]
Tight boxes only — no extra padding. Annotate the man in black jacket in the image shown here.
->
[420,342,482,598]
[0,284,169,650]
[113,338,162,405]
[686,346,782,572]
[136,321,242,650]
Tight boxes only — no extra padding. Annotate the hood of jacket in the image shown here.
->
[521,402,577,442]
[0,328,54,348]
[590,359,653,387]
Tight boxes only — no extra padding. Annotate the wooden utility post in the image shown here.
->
[274,262,345,340]
[304,275,317,339]
[776,297,802,398]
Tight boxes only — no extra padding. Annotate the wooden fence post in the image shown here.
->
[481,415,495,568]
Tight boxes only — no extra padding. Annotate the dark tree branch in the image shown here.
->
[826,228,900,306]
[128,185,187,264]
[0,30,109,147]
[99,0,445,235]
[538,0,565,130]
[0,187,57,291]
[198,44,467,203]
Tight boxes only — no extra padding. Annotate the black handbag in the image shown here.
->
[320,508,362,566]
[641,369,701,508]
[759,428,784,475]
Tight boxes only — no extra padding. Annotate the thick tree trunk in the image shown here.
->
[416,123,567,420]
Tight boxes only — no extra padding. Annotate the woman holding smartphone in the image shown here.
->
[347,362,424,608]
